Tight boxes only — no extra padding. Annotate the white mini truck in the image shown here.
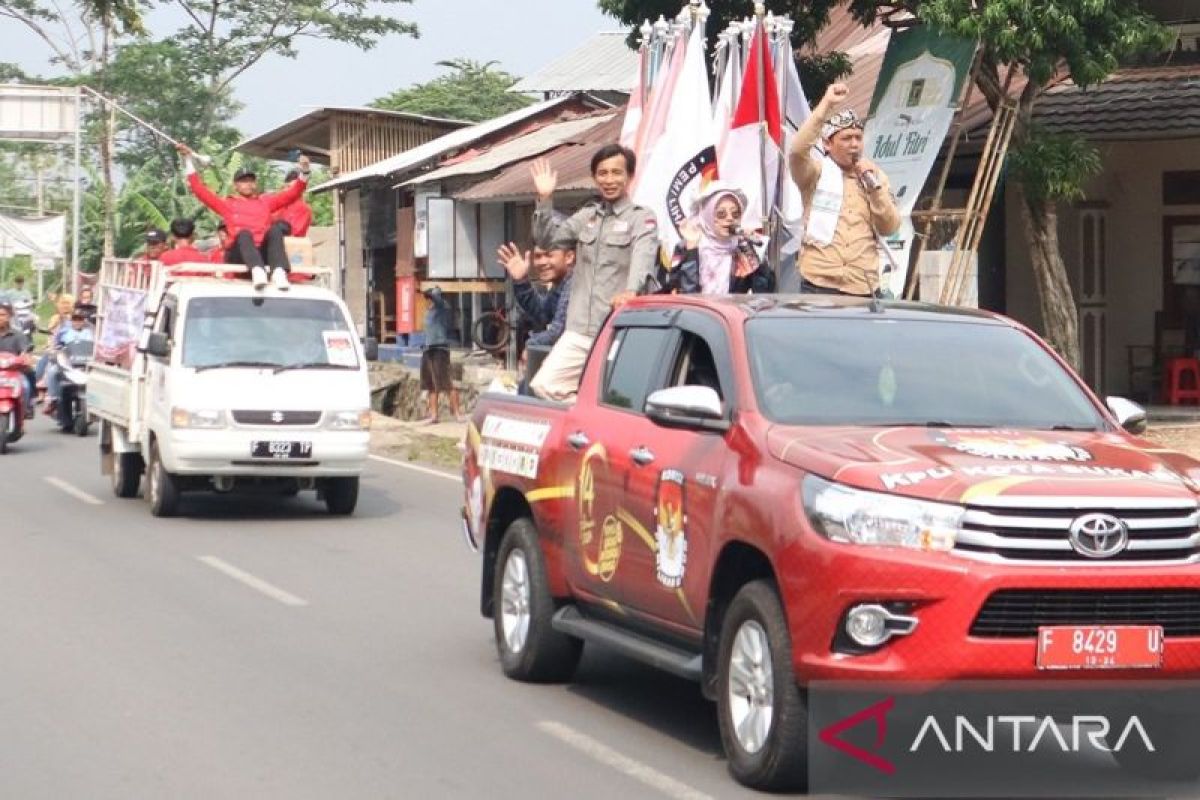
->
[89,259,371,517]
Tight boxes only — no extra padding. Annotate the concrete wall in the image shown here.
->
[1004,137,1200,395]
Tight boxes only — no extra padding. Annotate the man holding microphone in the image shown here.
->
[788,82,901,297]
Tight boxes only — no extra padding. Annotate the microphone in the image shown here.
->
[854,154,880,191]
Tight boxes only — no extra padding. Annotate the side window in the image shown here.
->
[602,327,672,412]
[669,332,724,401]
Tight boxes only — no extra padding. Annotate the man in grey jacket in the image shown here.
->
[528,144,659,401]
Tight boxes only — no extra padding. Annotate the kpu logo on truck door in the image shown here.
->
[654,470,688,588]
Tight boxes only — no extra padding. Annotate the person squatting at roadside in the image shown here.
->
[272,169,313,238]
[178,143,310,290]
[160,218,209,266]
[528,144,658,401]
[419,286,463,425]
[0,304,35,417]
[788,82,901,297]
[658,182,776,295]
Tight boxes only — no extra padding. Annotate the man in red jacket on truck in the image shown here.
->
[272,169,313,238]
[177,144,310,290]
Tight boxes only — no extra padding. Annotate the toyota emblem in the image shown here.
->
[271,411,284,423]
[1067,513,1129,558]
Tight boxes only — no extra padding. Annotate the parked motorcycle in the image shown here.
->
[0,352,29,454]
[55,338,93,436]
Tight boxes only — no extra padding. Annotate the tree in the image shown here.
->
[167,0,419,139]
[373,59,533,122]
[918,0,1167,368]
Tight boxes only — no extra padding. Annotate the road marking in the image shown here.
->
[196,556,308,607]
[537,721,713,800]
[43,476,104,506]
[368,453,458,483]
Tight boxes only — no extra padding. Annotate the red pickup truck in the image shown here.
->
[462,295,1200,791]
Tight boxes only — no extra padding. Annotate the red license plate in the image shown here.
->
[1036,625,1163,670]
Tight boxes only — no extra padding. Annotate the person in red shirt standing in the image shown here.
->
[273,169,313,238]
[178,144,309,290]
[160,219,208,266]
[209,223,231,263]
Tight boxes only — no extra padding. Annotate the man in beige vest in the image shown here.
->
[788,83,901,297]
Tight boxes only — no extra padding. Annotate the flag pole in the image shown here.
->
[754,3,769,232]
[769,15,789,286]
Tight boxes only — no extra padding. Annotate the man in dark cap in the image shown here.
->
[177,144,310,290]
[161,218,208,266]
[134,228,169,262]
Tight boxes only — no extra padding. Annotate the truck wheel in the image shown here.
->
[0,413,8,455]
[323,477,359,515]
[1109,712,1200,780]
[147,442,180,517]
[74,407,90,437]
[493,518,581,682]
[716,580,808,792]
[112,451,143,498]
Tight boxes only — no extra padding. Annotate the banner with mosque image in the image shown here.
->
[863,27,976,297]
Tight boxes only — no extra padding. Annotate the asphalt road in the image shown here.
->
[0,416,1185,800]
[0,416,755,800]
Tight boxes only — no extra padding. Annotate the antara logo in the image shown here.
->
[819,697,1155,772]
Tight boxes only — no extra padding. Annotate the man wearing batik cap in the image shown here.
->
[788,82,901,297]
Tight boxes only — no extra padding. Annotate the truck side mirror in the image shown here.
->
[645,385,729,432]
[1106,396,1147,435]
[142,331,171,359]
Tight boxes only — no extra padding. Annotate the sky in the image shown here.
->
[0,0,620,137]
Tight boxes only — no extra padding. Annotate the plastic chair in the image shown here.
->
[1162,357,1200,405]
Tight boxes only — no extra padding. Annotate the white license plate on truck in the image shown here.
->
[251,440,313,460]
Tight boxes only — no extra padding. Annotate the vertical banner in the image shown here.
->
[863,28,976,298]
[96,287,148,368]
[396,275,417,334]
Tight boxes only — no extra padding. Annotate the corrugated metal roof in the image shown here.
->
[237,106,468,165]
[454,113,625,202]
[401,114,615,187]
[312,95,583,193]
[510,31,639,93]
[1035,65,1200,140]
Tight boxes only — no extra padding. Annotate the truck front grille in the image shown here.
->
[231,410,322,426]
[954,497,1200,565]
[971,588,1200,637]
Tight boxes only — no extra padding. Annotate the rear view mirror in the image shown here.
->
[142,331,171,359]
[1106,396,1147,435]
[645,385,729,432]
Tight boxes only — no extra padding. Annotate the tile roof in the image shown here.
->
[1034,65,1200,140]
[510,32,639,94]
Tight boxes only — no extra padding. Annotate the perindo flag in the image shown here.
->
[718,22,781,235]
[632,24,718,254]
[863,27,976,297]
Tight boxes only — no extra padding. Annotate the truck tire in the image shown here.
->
[323,477,359,515]
[147,442,180,518]
[493,518,581,682]
[716,580,808,792]
[112,451,144,498]
[1109,712,1200,780]
[0,413,8,455]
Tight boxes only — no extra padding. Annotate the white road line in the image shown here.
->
[368,453,458,482]
[196,556,309,607]
[537,721,714,800]
[43,476,104,506]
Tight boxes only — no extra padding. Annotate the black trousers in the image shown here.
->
[224,225,290,272]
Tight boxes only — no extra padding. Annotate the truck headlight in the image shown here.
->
[329,409,372,430]
[171,407,226,429]
[802,475,961,552]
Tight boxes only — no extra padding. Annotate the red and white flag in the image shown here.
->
[718,22,782,235]
[632,24,719,253]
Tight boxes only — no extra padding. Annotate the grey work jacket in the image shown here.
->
[534,196,659,338]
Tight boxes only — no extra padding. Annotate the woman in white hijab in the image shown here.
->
[658,182,774,295]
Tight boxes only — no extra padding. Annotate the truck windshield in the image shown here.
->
[746,317,1105,430]
[181,297,358,370]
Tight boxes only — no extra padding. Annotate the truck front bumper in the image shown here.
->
[780,541,1200,683]
[158,428,369,477]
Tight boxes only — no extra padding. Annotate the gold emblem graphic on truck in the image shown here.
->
[578,443,623,582]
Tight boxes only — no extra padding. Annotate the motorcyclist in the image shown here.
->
[0,304,35,418]
[45,309,94,416]
[7,275,32,306]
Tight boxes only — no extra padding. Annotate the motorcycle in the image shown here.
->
[11,297,37,340]
[0,352,29,454]
[55,338,94,436]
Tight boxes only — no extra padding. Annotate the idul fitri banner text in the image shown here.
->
[863,27,976,298]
